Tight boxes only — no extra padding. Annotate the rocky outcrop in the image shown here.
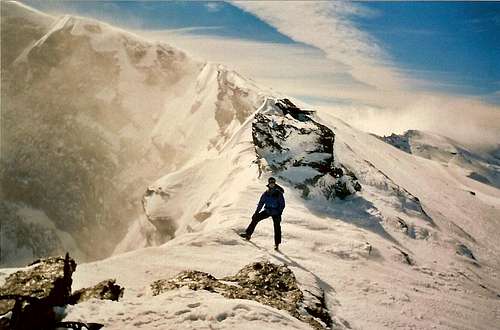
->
[0,253,76,329]
[253,99,361,199]
[142,187,178,239]
[0,254,121,329]
[69,279,124,304]
[151,261,332,330]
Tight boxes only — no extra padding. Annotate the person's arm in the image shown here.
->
[255,193,265,214]
[278,193,285,214]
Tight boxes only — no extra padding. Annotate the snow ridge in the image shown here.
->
[2,2,500,330]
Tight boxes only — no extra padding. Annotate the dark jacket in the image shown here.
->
[255,184,285,216]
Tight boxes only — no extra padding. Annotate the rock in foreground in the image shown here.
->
[0,253,76,329]
[151,261,332,330]
[69,279,124,304]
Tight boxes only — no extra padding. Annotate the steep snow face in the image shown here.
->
[0,2,267,265]
[150,62,267,169]
[319,110,500,264]
[136,101,267,249]
[381,130,500,190]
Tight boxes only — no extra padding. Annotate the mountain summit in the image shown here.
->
[1,2,499,329]
[1,1,269,265]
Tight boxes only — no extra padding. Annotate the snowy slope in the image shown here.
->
[36,99,498,330]
[380,130,500,190]
[2,2,500,329]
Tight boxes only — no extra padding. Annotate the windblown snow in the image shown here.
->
[1,2,499,329]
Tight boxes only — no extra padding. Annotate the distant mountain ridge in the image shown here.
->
[380,130,500,189]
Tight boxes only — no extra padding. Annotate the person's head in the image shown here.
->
[267,177,276,189]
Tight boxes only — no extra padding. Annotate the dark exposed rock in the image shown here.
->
[379,131,413,154]
[0,254,117,329]
[69,279,124,304]
[275,98,315,121]
[252,99,360,200]
[456,244,476,260]
[0,253,76,329]
[151,261,332,330]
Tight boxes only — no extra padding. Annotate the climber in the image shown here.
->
[240,177,285,251]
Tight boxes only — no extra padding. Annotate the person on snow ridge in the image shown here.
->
[240,177,285,251]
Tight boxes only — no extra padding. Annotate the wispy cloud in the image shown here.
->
[229,1,500,149]
[138,30,357,99]
[149,26,223,34]
[232,2,405,92]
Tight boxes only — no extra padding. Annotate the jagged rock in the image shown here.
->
[0,253,76,329]
[252,99,360,200]
[151,261,332,330]
[69,279,124,304]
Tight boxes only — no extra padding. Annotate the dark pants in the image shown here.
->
[245,210,282,245]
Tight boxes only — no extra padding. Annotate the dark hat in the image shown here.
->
[268,177,276,183]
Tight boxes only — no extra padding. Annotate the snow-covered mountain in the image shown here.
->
[53,99,500,329]
[1,2,500,329]
[380,130,500,190]
[1,1,269,265]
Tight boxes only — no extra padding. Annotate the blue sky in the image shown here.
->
[23,1,499,106]
[352,2,500,101]
[23,1,295,43]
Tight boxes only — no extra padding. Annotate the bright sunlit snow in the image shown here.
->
[1,2,499,330]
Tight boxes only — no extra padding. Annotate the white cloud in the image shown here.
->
[140,29,389,106]
[228,1,500,149]
[319,94,500,150]
[231,2,407,92]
